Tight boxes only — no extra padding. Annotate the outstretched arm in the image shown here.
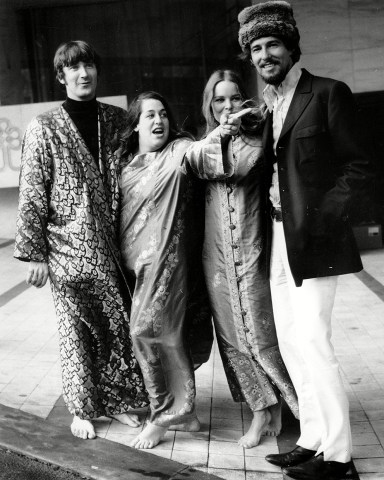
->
[184,113,241,179]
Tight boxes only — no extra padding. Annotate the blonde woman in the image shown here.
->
[200,69,299,448]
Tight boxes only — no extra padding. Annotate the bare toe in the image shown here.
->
[239,409,271,449]
[111,413,141,427]
[263,400,282,436]
[130,423,167,449]
[169,417,201,432]
[71,417,96,440]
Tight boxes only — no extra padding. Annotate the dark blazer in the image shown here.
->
[262,69,371,287]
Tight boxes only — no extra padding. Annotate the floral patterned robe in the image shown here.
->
[203,133,299,417]
[14,102,148,419]
[119,130,227,427]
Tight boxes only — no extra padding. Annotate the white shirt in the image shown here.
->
[263,62,302,208]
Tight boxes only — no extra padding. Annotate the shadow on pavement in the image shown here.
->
[0,403,222,480]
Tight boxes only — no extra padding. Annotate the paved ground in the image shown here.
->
[1,187,384,479]
[0,448,84,480]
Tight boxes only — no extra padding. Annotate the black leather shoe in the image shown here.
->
[282,454,351,479]
[265,446,317,467]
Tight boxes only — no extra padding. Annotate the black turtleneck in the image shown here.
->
[63,97,99,162]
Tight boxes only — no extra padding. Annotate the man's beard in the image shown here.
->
[261,69,288,85]
[257,59,291,86]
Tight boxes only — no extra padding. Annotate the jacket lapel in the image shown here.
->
[279,69,313,141]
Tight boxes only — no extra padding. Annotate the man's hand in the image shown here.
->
[220,113,242,138]
[26,261,49,288]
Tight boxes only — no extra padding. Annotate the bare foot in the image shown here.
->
[71,416,96,440]
[238,408,271,448]
[169,416,201,432]
[110,412,141,427]
[263,399,282,436]
[130,423,168,449]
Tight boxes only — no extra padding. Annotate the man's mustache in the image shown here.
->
[259,57,279,67]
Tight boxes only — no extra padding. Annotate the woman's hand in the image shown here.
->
[26,261,49,288]
[220,113,241,138]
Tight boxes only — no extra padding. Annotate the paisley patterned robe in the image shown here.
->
[203,133,299,418]
[14,102,148,419]
[119,130,227,427]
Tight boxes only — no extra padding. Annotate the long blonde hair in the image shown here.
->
[202,69,265,137]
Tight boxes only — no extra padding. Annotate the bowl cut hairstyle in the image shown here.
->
[54,40,101,82]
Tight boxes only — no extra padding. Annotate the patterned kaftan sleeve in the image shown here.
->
[14,117,52,262]
[182,127,234,179]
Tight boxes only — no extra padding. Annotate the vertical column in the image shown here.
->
[0,2,24,106]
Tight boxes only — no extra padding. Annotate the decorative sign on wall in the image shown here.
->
[0,96,128,188]
[0,118,22,177]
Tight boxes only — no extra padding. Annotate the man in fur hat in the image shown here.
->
[238,2,371,479]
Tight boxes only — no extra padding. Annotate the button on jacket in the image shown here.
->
[262,69,371,286]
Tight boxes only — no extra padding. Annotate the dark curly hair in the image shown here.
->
[118,91,193,163]
[240,35,301,66]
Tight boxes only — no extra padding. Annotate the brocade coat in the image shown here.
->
[119,130,228,426]
[203,133,298,416]
[14,102,148,419]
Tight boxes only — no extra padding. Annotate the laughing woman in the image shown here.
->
[118,91,240,449]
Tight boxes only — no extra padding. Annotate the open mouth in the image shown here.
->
[152,127,164,135]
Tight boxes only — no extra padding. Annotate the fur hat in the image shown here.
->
[238,1,300,51]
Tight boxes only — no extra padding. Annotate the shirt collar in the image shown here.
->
[263,62,302,112]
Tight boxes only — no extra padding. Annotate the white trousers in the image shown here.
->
[269,221,352,463]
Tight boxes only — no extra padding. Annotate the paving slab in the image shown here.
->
[0,403,222,480]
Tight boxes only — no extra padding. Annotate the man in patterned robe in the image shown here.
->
[14,40,147,439]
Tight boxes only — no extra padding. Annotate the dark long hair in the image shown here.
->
[240,35,301,66]
[202,69,265,137]
[118,91,193,163]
